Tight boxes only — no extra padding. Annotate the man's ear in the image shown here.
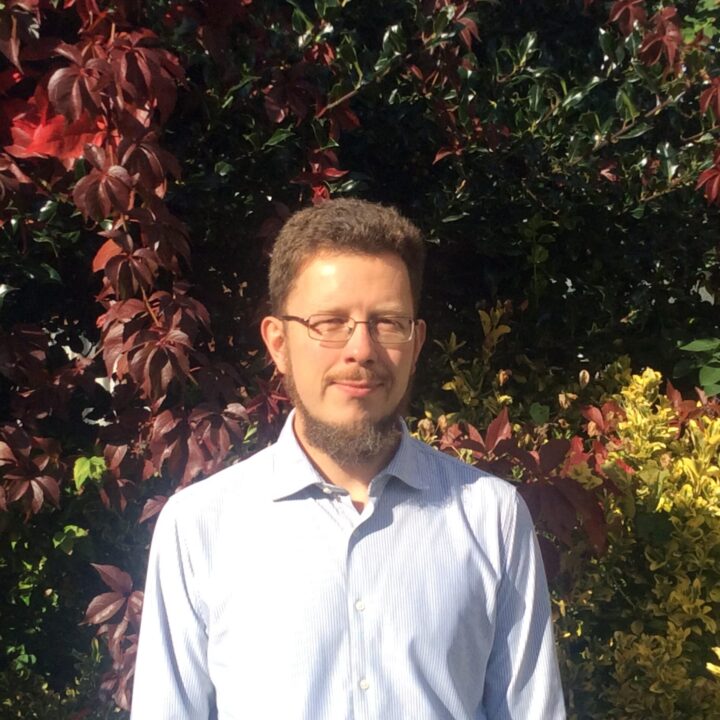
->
[411,319,427,373]
[260,316,289,375]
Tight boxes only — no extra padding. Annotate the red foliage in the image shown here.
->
[638,6,682,73]
[84,563,142,710]
[437,408,612,576]
[608,0,646,37]
[700,77,720,122]
[0,425,62,518]
[696,147,720,205]
[292,147,348,203]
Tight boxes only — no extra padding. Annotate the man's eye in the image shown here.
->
[374,317,406,331]
[311,316,347,332]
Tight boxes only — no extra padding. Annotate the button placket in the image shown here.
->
[347,526,374,718]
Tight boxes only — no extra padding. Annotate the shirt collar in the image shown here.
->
[269,410,430,501]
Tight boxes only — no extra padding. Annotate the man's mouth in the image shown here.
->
[327,376,387,397]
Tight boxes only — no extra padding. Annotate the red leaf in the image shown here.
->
[84,591,126,625]
[457,17,479,50]
[5,96,104,166]
[666,380,682,408]
[581,405,605,436]
[554,476,607,553]
[599,159,619,182]
[92,238,124,272]
[138,494,167,524]
[30,479,43,513]
[126,589,144,627]
[91,563,133,594]
[638,7,682,71]
[538,439,570,476]
[564,436,591,470]
[697,165,720,205]
[7,478,29,503]
[433,146,461,164]
[609,0,647,37]
[33,475,60,507]
[73,164,135,220]
[484,408,512,453]
[700,77,720,120]
[47,53,112,121]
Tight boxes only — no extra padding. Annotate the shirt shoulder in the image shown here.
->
[159,441,277,524]
[408,435,518,501]
[404,436,526,547]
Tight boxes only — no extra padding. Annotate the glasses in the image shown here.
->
[280,314,416,346]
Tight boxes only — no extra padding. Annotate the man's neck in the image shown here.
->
[292,423,400,508]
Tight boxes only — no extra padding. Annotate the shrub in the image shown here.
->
[555,369,720,718]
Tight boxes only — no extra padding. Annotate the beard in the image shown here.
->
[282,366,405,467]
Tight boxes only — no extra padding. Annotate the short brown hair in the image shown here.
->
[268,198,426,314]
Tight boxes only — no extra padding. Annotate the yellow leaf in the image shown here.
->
[478,310,491,336]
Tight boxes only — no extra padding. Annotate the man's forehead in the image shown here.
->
[294,248,401,272]
[286,250,412,308]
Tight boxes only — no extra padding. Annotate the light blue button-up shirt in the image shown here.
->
[131,413,566,719]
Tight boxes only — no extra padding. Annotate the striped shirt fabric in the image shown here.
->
[131,413,566,719]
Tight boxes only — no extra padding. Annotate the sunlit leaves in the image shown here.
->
[72,146,136,220]
[48,43,113,121]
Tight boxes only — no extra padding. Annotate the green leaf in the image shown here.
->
[620,123,651,140]
[699,365,720,386]
[73,456,106,492]
[384,23,406,54]
[657,141,678,180]
[518,32,537,65]
[562,77,602,110]
[702,383,720,397]
[679,338,720,353]
[529,245,549,264]
[314,0,338,17]
[40,263,61,282]
[291,7,313,35]
[529,402,550,425]
[214,161,233,177]
[338,36,359,66]
[0,283,17,309]
[263,128,294,148]
[615,88,638,121]
[52,525,89,555]
[529,84,543,113]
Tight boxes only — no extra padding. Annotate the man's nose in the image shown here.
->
[343,321,378,363]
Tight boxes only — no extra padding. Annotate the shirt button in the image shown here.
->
[359,678,370,691]
[322,487,333,495]
[355,599,366,612]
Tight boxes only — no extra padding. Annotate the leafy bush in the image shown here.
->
[555,370,720,718]
[423,358,720,716]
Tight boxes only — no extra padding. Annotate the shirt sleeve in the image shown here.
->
[130,498,215,720]
[480,491,566,720]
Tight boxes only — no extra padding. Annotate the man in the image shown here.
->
[131,199,566,719]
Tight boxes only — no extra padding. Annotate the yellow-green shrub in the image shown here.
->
[558,369,720,719]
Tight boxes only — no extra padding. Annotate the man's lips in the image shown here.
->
[327,377,385,397]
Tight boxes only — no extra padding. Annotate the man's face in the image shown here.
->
[261,251,425,459]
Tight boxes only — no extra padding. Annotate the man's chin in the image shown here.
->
[296,407,401,466]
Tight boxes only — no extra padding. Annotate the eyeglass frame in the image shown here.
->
[279,313,417,346]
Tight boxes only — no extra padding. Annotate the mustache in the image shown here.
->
[324,370,390,386]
